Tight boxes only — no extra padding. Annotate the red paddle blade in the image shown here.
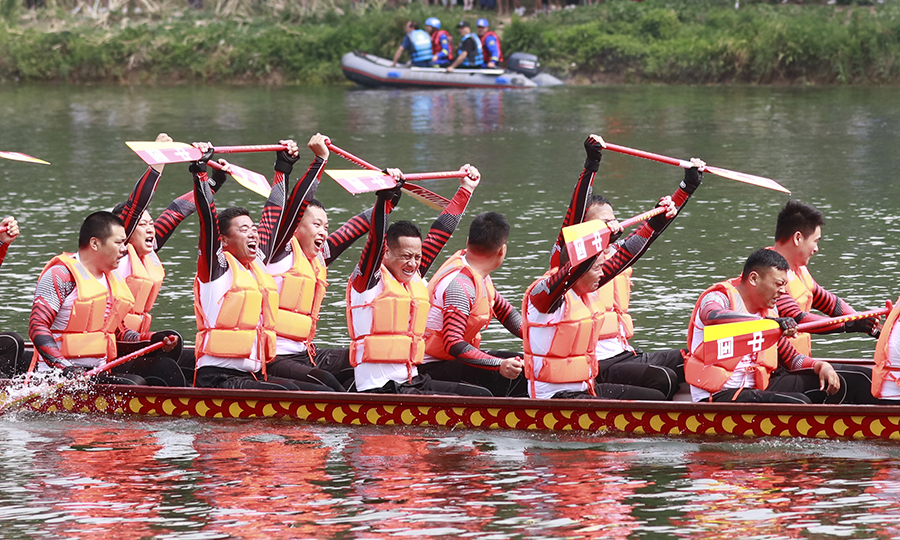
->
[561,220,611,266]
[704,165,791,194]
[229,164,272,197]
[697,319,781,364]
[401,183,449,210]
[126,141,202,165]
[325,169,398,194]
[0,151,50,165]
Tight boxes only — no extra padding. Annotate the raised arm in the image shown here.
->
[420,165,479,276]
[550,134,604,268]
[191,145,223,284]
[117,133,172,241]
[0,216,19,267]
[349,175,402,293]
[154,168,227,251]
[257,139,300,263]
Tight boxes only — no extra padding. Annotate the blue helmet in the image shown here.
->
[425,17,441,30]
[477,18,489,28]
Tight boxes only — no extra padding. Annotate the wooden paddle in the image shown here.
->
[697,304,892,365]
[324,139,452,210]
[324,169,469,195]
[602,142,790,194]
[0,337,174,415]
[0,151,50,165]
[562,206,666,266]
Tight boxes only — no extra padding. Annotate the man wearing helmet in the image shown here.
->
[476,19,503,69]
[425,17,453,68]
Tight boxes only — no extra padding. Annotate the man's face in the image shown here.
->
[295,206,329,260]
[221,215,258,265]
[572,255,605,297]
[796,226,821,267]
[425,25,435,34]
[130,210,155,257]
[753,267,789,309]
[99,224,128,273]
[383,236,422,284]
[476,26,487,37]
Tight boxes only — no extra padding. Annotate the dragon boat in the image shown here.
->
[341,51,565,89]
[3,348,898,441]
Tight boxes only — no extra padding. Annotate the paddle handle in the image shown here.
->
[604,142,693,169]
[83,337,174,378]
[796,305,891,334]
[619,206,666,229]
[403,170,468,182]
[325,140,381,172]
[214,144,288,154]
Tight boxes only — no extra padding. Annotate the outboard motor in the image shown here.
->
[507,52,540,78]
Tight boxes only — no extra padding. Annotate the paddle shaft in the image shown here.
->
[619,206,666,229]
[796,305,891,334]
[604,142,692,169]
[214,144,288,154]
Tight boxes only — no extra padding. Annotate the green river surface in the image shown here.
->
[0,84,899,538]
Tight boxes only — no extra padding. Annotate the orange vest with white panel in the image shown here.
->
[872,297,900,398]
[346,265,430,373]
[33,253,135,364]
[784,265,815,356]
[193,252,278,367]
[684,278,778,394]
[594,268,634,342]
[122,244,165,334]
[272,237,327,346]
[523,269,602,394]
[423,250,497,360]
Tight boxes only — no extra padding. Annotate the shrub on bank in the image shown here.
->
[1,0,900,84]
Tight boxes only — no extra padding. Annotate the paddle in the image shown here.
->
[697,304,892,365]
[0,151,51,165]
[561,206,667,266]
[602,142,791,195]
[324,140,451,211]
[126,141,203,165]
[324,169,468,195]
[207,160,272,198]
[0,337,174,415]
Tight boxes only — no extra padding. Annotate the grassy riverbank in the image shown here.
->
[1,0,898,85]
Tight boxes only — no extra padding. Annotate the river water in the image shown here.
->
[0,84,899,538]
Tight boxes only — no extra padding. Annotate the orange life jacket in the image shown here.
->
[423,250,496,360]
[684,278,778,394]
[346,265,430,377]
[594,268,634,342]
[522,269,601,395]
[785,265,815,356]
[31,253,135,366]
[194,252,278,368]
[121,244,165,334]
[272,237,327,347]
[872,296,900,398]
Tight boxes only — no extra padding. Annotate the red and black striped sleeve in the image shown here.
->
[0,242,9,268]
[194,170,223,283]
[550,165,597,268]
[268,157,326,266]
[324,208,371,267]
[154,190,197,251]
[29,264,75,368]
[350,194,395,293]
[117,166,161,242]
[420,185,473,277]
[257,168,288,263]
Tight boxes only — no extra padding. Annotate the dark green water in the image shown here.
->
[1,84,899,538]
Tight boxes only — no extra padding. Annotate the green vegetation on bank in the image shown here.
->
[1,0,899,85]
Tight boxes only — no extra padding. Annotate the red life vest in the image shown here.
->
[872,296,900,398]
[522,268,602,396]
[423,250,497,360]
[431,29,454,60]
[31,253,135,367]
[346,265,430,378]
[122,244,165,334]
[480,30,504,64]
[683,278,778,394]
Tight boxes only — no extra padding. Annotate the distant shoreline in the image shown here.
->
[1,0,897,86]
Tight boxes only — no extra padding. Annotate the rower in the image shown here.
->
[28,211,177,384]
[0,216,26,378]
[346,168,491,396]
[872,300,900,400]
[421,211,527,397]
[190,140,336,391]
[685,249,838,403]
[771,200,882,354]
[521,134,683,401]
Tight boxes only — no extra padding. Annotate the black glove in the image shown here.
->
[210,168,228,193]
[583,135,604,173]
[274,147,300,174]
[768,317,798,333]
[151,330,184,361]
[647,200,671,231]
[62,365,91,379]
[607,229,623,245]
[681,166,703,194]
[190,145,215,174]
[376,174,405,207]
[844,316,880,337]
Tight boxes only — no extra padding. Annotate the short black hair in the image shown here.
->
[467,212,509,255]
[775,200,825,243]
[306,198,325,211]
[406,20,420,30]
[386,220,422,249]
[741,248,789,283]
[79,211,125,249]
[218,207,251,237]
[587,193,611,210]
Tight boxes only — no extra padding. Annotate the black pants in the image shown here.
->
[552,384,665,401]
[283,348,355,389]
[418,350,528,397]
[362,374,492,397]
[195,366,306,391]
[597,349,684,400]
[769,364,879,404]
[268,354,345,392]
[709,387,811,403]
[115,339,187,387]
[0,332,26,378]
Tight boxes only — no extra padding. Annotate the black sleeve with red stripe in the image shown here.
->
[550,165,597,268]
[194,170,223,283]
[350,194,396,293]
[420,186,472,277]
[116,166,161,242]
[154,191,197,251]
[268,157,325,266]
[324,208,371,267]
